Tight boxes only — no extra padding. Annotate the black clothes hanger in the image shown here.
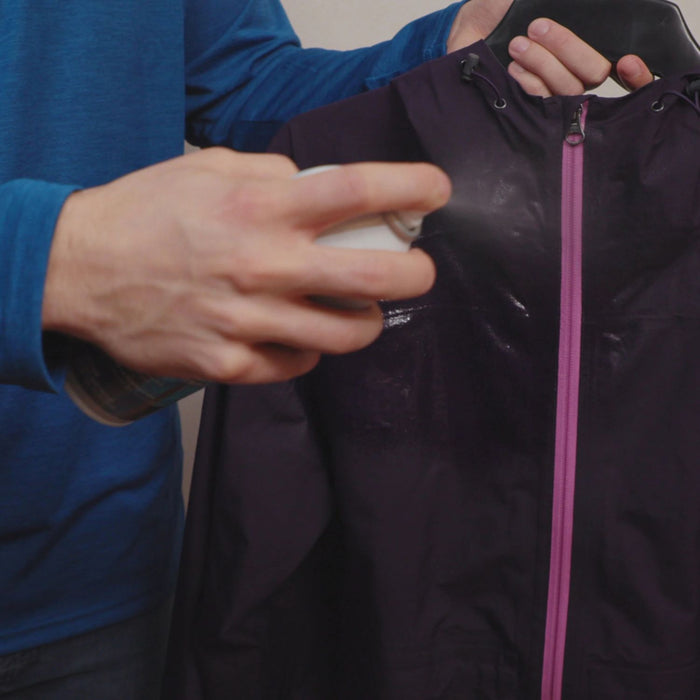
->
[485,0,700,77]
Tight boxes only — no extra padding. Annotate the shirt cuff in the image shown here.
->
[0,179,81,392]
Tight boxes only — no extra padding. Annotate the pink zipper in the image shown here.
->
[540,101,588,700]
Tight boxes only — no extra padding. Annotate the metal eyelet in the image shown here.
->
[494,97,507,110]
[650,100,665,112]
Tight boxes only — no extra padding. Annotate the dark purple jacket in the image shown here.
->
[164,43,700,699]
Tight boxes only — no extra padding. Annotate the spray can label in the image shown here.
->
[65,342,204,426]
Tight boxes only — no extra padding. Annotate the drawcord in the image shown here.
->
[651,76,700,115]
[459,53,700,119]
[460,54,507,110]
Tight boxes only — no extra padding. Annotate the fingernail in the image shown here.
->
[529,18,551,38]
[509,36,530,56]
[625,57,644,79]
[615,57,644,90]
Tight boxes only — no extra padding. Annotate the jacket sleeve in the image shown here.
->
[0,179,80,391]
[184,0,464,151]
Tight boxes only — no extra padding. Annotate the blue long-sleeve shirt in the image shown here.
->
[0,0,462,654]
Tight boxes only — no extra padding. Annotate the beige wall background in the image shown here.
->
[179,0,700,498]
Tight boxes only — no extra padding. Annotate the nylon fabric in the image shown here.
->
[166,43,700,699]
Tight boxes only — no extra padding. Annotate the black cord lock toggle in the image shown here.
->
[685,76,700,98]
[460,54,481,83]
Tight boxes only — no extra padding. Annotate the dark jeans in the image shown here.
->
[0,600,171,699]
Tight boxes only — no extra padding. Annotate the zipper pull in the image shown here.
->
[565,104,586,146]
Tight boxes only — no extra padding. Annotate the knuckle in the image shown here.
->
[201,346,249,383]
[352,256,390,294]
[551,28,573,52]
[206,301,246,339]
[414,164,451,208]
[234,266,273,294]
[228,248,287,294]
[589,64,611,88]
[197,146,231,168]
[336,166,373,210]
[229,260,267,293]
[187,347,226,381]
[327,317,380,354]
[222,180,282,227]
[539,22,575,53]
[266,153,298,177]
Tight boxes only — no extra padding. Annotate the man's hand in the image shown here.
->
[447,0,654,96]
[504,19,654,96]
[43,150,450,384]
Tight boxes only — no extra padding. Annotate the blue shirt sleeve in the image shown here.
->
[1,1,464,390]
[185,0,465,151]
[0,180,79,391]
